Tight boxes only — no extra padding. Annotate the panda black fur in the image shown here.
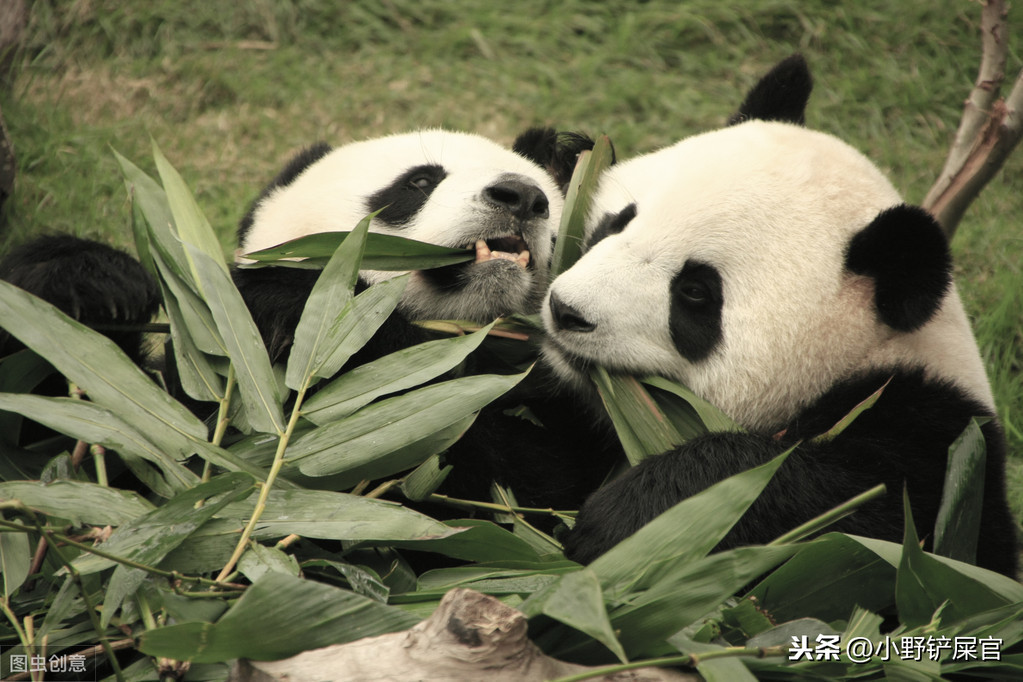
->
[543,56,1019,577]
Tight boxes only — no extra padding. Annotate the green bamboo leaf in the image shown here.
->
[290,273,408,392]
[114,149,176,266]
[38,575,78,641]
[243,231,474,271]
[385,518,546,563]
[933,418,987,565]
[748,533,896,624]
[137,572,419,663]
[590,448,793,594]
[72,472,255,575]
[238,543,301,583]
[0,393,200,493]
[151,139,228,273]
[592,367,682,464]
[399,454,452,502]
[896,489,1011,629]
[185,244,284,434]
[216,488,464,543]
[0,349,58,449]
[551,134,614,277]
[0,514,30,597]
[0,480,154,526]
[850,534,1023,604]
[533,567,627,662]
[812,377,889,443]
[546,544,799,662]
[302,321,496,423]
[285,214,369,391]
[0,280,209,447]
[640,375,742,434]
[285,411,475,491]
[669,634,759,682]
[610,546,798,657]
[291,372,525,480]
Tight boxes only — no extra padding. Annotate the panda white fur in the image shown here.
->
[543,56,1018,576]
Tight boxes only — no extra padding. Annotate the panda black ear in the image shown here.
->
[845,204,952,332]
[728,54,813,126]
[512,127,614,194]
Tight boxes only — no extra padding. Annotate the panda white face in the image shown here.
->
[543,121,992,429]
[238,130,564,322]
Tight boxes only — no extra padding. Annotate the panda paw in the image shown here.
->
[0,235,160,360]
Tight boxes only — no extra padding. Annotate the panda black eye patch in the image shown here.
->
[366,164,448,227]
[584,203,637,251]
[669,260,723,362]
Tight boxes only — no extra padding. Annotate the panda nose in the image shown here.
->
[549,292,596,333]
[484,177,550,220]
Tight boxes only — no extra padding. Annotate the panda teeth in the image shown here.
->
[474,239,530,269]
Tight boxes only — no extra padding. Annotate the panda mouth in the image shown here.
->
[473,236,531,269]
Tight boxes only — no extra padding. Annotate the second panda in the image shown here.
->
[542,57,1019,577]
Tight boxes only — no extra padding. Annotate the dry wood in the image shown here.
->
[923,0,1023,237]
[228,588,698,682]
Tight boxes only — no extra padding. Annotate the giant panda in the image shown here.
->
[232,128,596,363]
[541,57,1019,577]
[0,126,612,511]
[224,126,613,509]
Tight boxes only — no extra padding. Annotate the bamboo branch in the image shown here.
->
[923,0,1023,237]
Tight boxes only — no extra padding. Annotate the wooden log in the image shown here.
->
[228,588,698,682]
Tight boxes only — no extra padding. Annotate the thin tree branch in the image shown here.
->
[922,0,1023,237]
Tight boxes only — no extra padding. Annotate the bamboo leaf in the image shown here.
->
[933,418,987,565]
[152,139,228,273]
[640,375,742,434]
[384,518,546,563]
[290,275,409,392]
[896,489,1011,629]
[812,377,889,443]
[238,544,301,583]
[185,244,284,434]
[534,567,627,662]
[0,515,30,597]
[138,573,420,663]
[551,135,614,277]
[291,372,525,481]
[216,488,464,543]
[0,393,200,493]
[592,367,682,464]
[0,280,209,448]
[149,229,227,356]
[0,480,154,526]
[399,454,452,502]
[302,321,496,423]
[285,214,369,391]
[114,149,177,270]
[748,533,896,624]
[72,472,255,575]
[669,634,760,682]
[243,231,474,271]
[589,448,793,594]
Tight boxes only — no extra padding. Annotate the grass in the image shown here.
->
[1,0,1021,517]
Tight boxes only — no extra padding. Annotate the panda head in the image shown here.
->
[542,59,993,430]
[237,128,592,322]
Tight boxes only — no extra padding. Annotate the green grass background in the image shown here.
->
[1,0,1021,523]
